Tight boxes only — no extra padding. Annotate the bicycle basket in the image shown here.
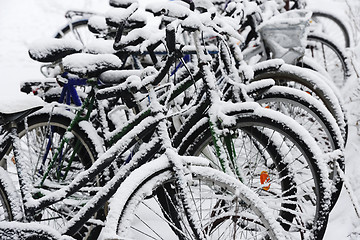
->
[258,10,312,61]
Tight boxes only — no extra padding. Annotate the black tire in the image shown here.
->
[254,86,344,152]
[0,167,20,221]
[105,160,287,239]
[311,11,351,48]
[304,33,351,89]
[2,111,103,239]
[252,63,348,143]
[174,109,331,239]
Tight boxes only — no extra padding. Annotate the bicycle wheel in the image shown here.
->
[102,158,288,239]
[310,11,351,48]
[252,62,348,143]
[303,33,351,89]
[174,109,332,239]
[2,111,103,239]
[54,19,95,46]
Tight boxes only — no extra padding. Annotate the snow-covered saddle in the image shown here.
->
[109,0,138,8]
[62,53,123,78]
[0,93,44,125]
[28,38,83,63]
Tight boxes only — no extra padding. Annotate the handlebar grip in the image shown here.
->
[112,2,139,51]
[113,21,125,51]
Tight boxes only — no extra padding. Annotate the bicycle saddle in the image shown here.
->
[109,0,138,8]
[28,38,83,63]
[62,53,123,78]
[0,93,45,125]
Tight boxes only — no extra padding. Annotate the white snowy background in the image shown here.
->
[1,0,360,239]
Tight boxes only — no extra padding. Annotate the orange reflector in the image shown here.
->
[264,105,270,109]
[260,171,271,191]
[11,156,16,164]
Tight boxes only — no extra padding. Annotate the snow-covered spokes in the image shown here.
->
[209,99,333,200]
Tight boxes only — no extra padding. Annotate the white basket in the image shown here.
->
[258,10,312,61]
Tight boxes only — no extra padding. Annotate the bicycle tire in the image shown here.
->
[174,108,332,239]
[252,62,348,143]
[311,11,351,48]
[0,167,22,222]
[101,158,288,239]
[2,111,103,239]
[304,33,351,89]
[254,85,344,152]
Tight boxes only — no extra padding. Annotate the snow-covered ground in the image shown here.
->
[1,0,360,239]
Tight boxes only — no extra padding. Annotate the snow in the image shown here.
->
[62,53,123,76]
[1,0,360,239]
[85,38,116,54]
[258,9,312,28]
[0,92,44,114]
[106,5,147,26]
[28,38,83,63]
[0,221,73,240]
